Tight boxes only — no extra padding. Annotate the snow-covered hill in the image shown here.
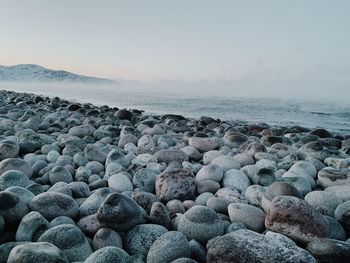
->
[0,64,115,84]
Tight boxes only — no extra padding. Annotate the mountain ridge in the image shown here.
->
[0,64,115,84]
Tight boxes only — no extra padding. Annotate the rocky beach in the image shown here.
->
[0,89,350,263]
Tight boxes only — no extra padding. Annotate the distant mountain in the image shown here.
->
[0,64,115,84]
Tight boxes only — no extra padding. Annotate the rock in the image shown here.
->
[178,205,224,244]
[7,242,68,263]
[211,155,241,171]
[48,166,73,185]
[78,187,115,218]
[265,196,330,243]
[206,197,231,214]
[131,190,158,214]
[166,200,186,214]
[189,239,206,263]
[195,192,215,206]
[154,149,189,164]
[289,161,317,178]
[108,173,133,192]
[149,201,172,229]
[317,167,350,188]
[261,181,301,212]
[116,109,133,120]
[223,131,248,148]
[215,188,247,204]
[188,137,220,153]
[77,213,101,236]
[85,247,132,263]
[334,200,350,233]
[232,152,255,167]
[195,164,224,183]
[84,145,107,163]
[245,185,266,207]
[47,150,60,163]
[69,124,96,138]
[49,216,75,228]
[0,140,19,160]
[16,211,49,241]
[0,170,31,191]
[196,180,220,194]
[305,190,350,216]
[207,229,317,263]
[156,169,196,202]
[97,193,146,231]
[181,146,201,162]
[38,224,93,261]
[147,231,191,263]
[203,150,223,165]
[306,238,350,263]
[0,158,33,178]
[0,191,19,210]
[132,153,157,167]
[222,169,250,193]
[132,168,158,193]
[126,224,168,257]
[93,227,123,250]
[1,186,34,221]
[323,215,347,241]
[171,259,197,263]
[29,192,78,220]
[228,203,265,232]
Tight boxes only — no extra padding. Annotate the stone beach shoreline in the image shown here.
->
[0,89,349,262]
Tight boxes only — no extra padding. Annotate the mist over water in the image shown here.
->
[1,81,349,134]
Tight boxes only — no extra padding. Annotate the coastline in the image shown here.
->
[0,89,350,262]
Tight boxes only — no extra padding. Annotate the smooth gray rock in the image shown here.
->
[126,224,168,257]
[93,227,123,250]
[85,247,132,263]
[207,229,317,263]
[16,211,49,241]
[7,242,68,263]
[38,224,93,261]
[147,231,191,263]
[0,170,31,191]
[133,168,158,193]
[29,192,78,220]
[0,158,33,178]
[178,205,224,244]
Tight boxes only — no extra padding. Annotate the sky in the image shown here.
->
[1,0,350,99]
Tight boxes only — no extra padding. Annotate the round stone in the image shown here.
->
[178,205,224,244]
[211,155,241,171]
[7,242,68,263]
[188,137,221,153]
[126,224,168,257]
[16,211,49,241]
[29,192,78,220]
[195,164,224,183]
[0,158,33,178]
[133,168,158,193]
[222,169,250,193]
[0,140,19,160]
[147,231,191,263]
[108,173,133,192]
[228,203,266,233]
[93,227,123,250]
[0,170,31,191]
[85,246,132,263]
[97,193,146,231]
[48,166,73,185]
[38,224,93,262]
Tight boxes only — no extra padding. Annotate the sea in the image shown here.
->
[2,83,350,135]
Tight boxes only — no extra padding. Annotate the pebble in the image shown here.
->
[228,203,266,232]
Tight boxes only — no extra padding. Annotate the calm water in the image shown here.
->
[2,84,350,135]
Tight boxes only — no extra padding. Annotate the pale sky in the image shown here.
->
[1,0,350,93]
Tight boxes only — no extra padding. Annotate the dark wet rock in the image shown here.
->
[156,169,196,202]
[207,229,317,263]
[0,191,19,210]
[97,193,146,231]
[149,201,172,229]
